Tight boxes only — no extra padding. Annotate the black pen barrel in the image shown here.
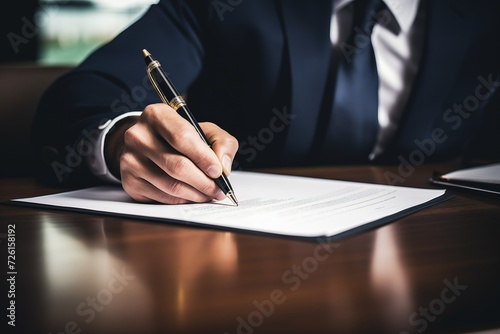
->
[142,49,238,204]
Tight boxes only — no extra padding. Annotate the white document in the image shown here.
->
[12,171,446,238]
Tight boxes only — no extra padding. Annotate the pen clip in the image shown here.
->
[147,61,170,105]
[147,60,187,111]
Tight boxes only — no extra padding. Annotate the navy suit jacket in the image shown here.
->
[32,0,500,185]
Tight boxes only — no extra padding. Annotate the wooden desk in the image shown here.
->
[1,164,499,334]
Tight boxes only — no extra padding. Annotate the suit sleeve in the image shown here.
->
[31,0,212,186]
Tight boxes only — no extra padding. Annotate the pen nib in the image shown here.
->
[142,49,151,58]
[227,191,239,206]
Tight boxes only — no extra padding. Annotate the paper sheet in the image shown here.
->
[12,171,446,238]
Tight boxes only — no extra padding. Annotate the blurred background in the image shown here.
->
[0,0,158,178]
[1,0,159,64]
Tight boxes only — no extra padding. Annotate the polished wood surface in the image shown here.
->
[1,163,499,334]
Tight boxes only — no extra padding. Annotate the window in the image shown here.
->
[38,0,159,64]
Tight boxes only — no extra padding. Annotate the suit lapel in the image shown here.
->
[277,0,333,163]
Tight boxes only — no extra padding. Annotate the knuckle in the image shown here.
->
[190,151,212,170]
[123,127,140,147]
[119,151,135,169]
[142,104,162,121]
[166,155,191,177]
[169,125,195,146]
[166,179,184,197]
[199,181,217,196]
[230,134,239,148]
[122,178,143,202]
[222,135,239,150]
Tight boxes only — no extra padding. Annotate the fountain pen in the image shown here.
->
[142,49,238,206]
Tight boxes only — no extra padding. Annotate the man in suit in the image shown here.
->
[32,0,500,203]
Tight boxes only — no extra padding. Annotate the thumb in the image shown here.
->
[200,122,239,176]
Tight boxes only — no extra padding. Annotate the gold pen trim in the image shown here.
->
[146,61,169,105]
[147,59,161,72]
[146,60,187,111]
[168,95,187,111]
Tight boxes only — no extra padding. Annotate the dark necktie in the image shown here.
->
[319,0,386,162]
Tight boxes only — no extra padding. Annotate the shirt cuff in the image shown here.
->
[83,111,142,184]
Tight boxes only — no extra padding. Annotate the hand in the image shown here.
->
[105,103,239,204]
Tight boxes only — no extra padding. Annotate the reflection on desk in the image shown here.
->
[1,163,499,334]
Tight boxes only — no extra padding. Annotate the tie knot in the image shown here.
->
[352,0,387,36]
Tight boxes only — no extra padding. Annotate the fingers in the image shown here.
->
[118,103,238,204]
[143,104,224,179]
[123,120,225,200]
[201,122,239,175]
[120,150,219,204]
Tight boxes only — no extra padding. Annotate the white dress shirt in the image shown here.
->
[331,0,424,159]
[87,0,424,182]
[85,111,142,183]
